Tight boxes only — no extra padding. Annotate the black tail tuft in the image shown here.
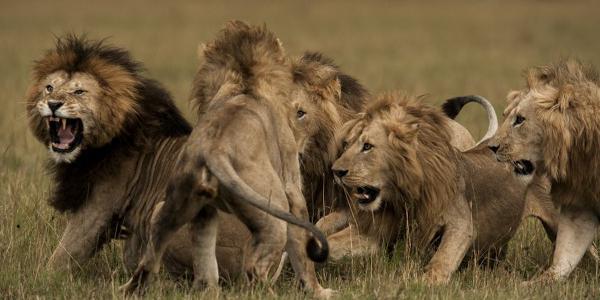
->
[441,96,474,119]
[306,236,329,263]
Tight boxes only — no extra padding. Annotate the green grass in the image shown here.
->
[2,0,600,298]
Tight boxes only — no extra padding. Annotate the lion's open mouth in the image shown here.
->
[46,117,83,153]
[513,159,534,175]
[353,186,380,205]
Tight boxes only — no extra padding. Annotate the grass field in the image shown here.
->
[2,0,600,298]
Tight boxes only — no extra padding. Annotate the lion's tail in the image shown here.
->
[205,155,329,263]
[441,95,498,147]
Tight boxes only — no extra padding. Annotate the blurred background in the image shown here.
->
[2,0,600,298]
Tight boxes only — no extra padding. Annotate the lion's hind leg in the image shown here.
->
[191,206,219,290]
[233,172,288,283]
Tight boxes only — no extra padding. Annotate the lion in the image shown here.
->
[121,21,332,298]
[26,35,255,281]
[328,92,561,283]
[315,94,513,239]
[490,58,600,282]
[292,55,490,228]
[120,49,369,286]
[121,51,370,283]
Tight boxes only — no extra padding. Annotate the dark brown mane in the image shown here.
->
[297,51,369,113]
[27,35,191,212]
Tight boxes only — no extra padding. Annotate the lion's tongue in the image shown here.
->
[58,125,75,145]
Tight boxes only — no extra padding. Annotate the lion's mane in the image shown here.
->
[292,52,369,220]
[25,35,190,212]
[346,93,459,247]
[527,59,600,207]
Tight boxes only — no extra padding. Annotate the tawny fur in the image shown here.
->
[330,93,558,283]
[26,35,253,281]
[494,59,600,281]
[122,21,332,298]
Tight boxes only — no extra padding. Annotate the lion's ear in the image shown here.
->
[297,62,341,99]
[503,90,522,116]
[197,43,207,61]
[557,84,574,112]
[506,90,521,103]
[387,121,419,141]
[526,66,553,88]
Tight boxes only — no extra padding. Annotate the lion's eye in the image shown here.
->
[513,115,525,126]
[297,110,306,119]
[73,89,86,96]
[362,143,373,152]
[45,85,53,93]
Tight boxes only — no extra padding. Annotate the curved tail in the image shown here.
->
[442,95,498,147]
[205,155,328,263]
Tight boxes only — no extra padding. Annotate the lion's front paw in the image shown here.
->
[191,278,220,292]
[119,267,152,296]
[314,288,336,299]
[522,270,559,286]
[423,269,451,285]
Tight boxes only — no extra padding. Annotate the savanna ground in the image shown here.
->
[1,0,600,298]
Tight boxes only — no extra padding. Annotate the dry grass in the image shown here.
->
[1,0,600,298]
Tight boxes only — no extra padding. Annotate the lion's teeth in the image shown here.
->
[52,142,69,150]
[45,118,50,128]
[61,118,66,130]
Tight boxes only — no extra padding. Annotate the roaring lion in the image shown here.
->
[329,92,558,283]
[121,21,332,298]
[26,35,254,280]
[490,59,600,282]
[293,56,492,223]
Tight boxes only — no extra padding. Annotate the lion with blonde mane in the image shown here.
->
[491,58,600,282]
[330,92,561,283]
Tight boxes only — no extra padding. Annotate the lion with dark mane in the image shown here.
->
[491,58,600,282]
[26,35,256,281]
[330,92,560,283]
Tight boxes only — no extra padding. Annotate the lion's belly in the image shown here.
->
[462,154,528,253]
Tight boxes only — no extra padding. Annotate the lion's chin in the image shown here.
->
[49,145,82,163]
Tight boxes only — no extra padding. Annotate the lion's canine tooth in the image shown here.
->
[61,118,66,130]
[45,118,50,128]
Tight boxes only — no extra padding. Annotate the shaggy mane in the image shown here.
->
[26,35,190,212]
[528,59,600,204]
[354,93,459,247]
[292,52,369,220]
[191,20,292,116]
